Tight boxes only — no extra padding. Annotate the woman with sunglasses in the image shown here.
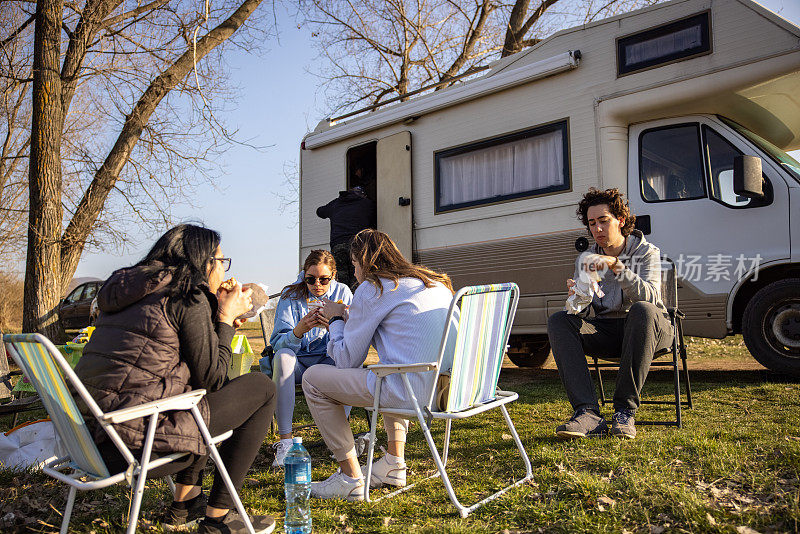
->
[302,229,453,500]
[266,249,353,467]
[76,224,277,534]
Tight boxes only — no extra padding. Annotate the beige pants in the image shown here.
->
[302,366,408,461]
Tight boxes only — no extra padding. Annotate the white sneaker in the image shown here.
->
[361,448,407,488]
[310,470,365,501]
[271,439,293,468]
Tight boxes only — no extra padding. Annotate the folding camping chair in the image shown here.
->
[363,283,532,517]
[589,258,693,427]
[3,333,258,534]
[0,329,42,426]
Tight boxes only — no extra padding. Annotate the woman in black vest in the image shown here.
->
[76,224,276,534]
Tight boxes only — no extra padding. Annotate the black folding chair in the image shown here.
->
[590,258,693,427]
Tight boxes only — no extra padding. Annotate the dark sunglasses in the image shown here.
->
[305,275,332,286]
[211,257,232,272]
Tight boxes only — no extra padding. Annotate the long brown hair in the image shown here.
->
[350,229,453,295]
[281,249,338,300]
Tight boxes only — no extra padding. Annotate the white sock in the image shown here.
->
[341,471,363,483]
[281,438,293,445]
[384,452,404,466]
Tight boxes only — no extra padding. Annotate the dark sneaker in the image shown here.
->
[197,510,276,534]
[555,408,608,439]
[164,492,207,531]
[611,409,637,439]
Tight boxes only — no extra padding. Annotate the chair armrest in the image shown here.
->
[667,307,686,320]
[102,390,207,424]
[367,363,437,378]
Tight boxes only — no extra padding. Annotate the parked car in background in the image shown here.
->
[59,280,103,330]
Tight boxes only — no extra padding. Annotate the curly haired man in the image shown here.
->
[547,188,673,439]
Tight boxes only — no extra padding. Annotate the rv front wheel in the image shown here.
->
[742,278,800,376]
[507,335,551,368]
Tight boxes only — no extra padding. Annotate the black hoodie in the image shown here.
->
[316,189,376,246]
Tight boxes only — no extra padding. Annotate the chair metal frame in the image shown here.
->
[4,333,257,534]
[0,330,42,426]
[590,258,693,427]
[362,283,532,517]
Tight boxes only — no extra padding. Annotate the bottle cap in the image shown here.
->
[293,437,303,444]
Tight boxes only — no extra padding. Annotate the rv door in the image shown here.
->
[376,131,413,259]
[628,115,791,338]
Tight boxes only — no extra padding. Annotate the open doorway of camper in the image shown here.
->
[346,141,377,201]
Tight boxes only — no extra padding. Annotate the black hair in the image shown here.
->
[136,224,221,296]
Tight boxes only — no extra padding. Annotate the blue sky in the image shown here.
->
[72,0,800,293]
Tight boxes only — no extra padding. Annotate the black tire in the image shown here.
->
[742,278,800,376]
[507,336,551,368]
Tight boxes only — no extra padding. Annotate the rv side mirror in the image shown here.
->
[733,155,763,198]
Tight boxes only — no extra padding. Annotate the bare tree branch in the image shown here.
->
[60,0,266,281]
[0,14,34,48]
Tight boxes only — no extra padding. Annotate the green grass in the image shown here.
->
[1,338,798,533]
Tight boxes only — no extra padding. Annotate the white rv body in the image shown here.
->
[300,0,800,372]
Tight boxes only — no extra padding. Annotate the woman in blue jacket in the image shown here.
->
[265,249,352,466]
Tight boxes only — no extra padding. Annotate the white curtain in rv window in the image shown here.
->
[624,25,702,66]
[439,129,564,207]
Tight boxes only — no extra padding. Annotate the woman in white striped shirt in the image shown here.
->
[302,229,453,501]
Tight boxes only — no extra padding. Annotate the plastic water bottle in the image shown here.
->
[284,437,312,534]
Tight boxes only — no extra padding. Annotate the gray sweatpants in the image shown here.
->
[547,301,673,413]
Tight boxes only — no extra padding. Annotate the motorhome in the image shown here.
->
[299,0,800,374]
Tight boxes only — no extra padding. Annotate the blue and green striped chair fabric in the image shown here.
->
[4,334,109,478]
[445,283,516,413]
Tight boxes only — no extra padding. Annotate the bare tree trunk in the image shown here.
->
[502,0,559,57]
[24,0,64,338]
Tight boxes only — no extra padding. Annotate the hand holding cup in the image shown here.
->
[320,298,347,320]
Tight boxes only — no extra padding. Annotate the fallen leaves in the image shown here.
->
[694,479,774,515]
[598,495,616,508]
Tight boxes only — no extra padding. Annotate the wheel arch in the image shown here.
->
[729,262,800,333]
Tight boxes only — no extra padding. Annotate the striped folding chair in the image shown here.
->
[363,283,532,517]
[3,333,257,534]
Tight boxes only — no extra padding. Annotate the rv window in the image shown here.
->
[719,117,800,183]
[639,124,706,203]
[617,12,711,76]
[435,120,570,212]
[703,126,773,209]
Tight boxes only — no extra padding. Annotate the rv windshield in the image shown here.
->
[720,117,800,183]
